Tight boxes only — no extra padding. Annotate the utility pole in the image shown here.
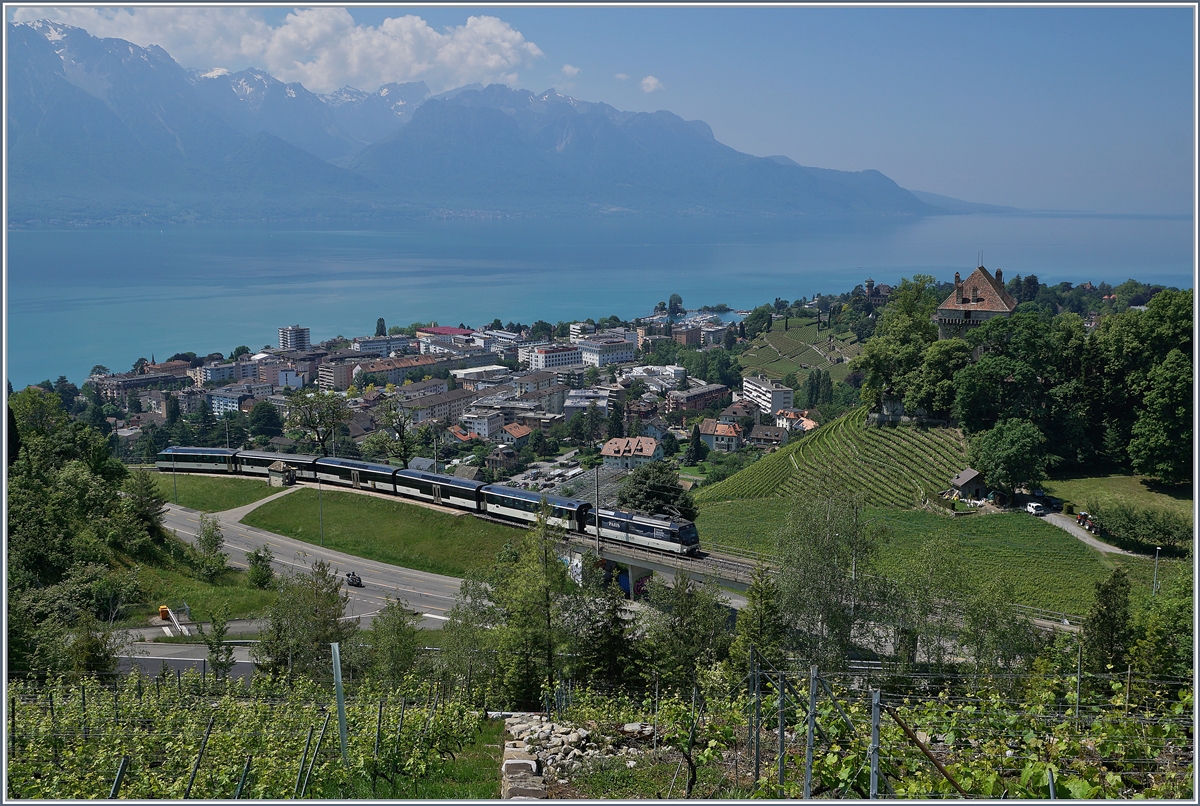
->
[869,689,880,799]
[594,463,601,554]
[1153,546,1162,596]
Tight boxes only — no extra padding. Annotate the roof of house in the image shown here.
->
[668,383,728,400]
[951,468,983,488]
[698,418,741,437]
[601,436,661,458]
[454,464,483,480]
[722,402,757,418]
[503,423,534,439]
[416,326,475,337]
[408,457,435,472]
[937,266,1018,314]
[749,425,788,442]
[446,425,475,442]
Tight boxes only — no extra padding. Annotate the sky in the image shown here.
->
[7,4,1196,215]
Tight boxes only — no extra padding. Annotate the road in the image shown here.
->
[161,487,464,629]
[1045,512,1135,555]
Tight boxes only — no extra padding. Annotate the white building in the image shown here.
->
[461,410,505,439]
[742,374,794,415]
[568,322,595,342]
[601,436,663,469]
[351,335,411,356]
[279,325,311,351]
[577,337,636,367]
[527,344,583,370]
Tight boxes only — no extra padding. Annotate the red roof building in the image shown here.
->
[935,266,1018,340]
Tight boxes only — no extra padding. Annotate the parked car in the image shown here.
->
[1025,502,1046,516]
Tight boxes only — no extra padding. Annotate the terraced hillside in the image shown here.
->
[695,406,969,509]
[738,320,862,382]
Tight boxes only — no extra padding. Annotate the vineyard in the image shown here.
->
[697,406,968,508]
[738,320,862,382]
[557,663,1194,800]
[6,670,493,799]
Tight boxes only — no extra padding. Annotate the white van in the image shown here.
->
[1025,502,1046,516]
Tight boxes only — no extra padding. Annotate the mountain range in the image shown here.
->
[7,20,1014,224]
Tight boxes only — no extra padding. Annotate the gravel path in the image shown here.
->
[1045,512,1136,556]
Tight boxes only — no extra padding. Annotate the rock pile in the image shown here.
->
[501,714,657,795]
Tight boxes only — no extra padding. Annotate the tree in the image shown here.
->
[8,386,67,440]
[368,396,418,468]
[726,566,787,676]
[246,544,275,589]
[370,598,422,684]
[286,391,350,456]
[248,400,283,440]
[724,328,737,350]
[968,418,1048,495]
[89,365,110,377]
[1082,568,1132,673]
[615,461,698,520]
[961,575,1038,673]
[375,317,387,337]
[775,474,889,669]
[1128,348,1192,484]
[197,605,237,680]
[668,293,684,316]
[132,357,149,374]
[253,559,358,679]
[681,423,708,466]
[7,406,20,466]
[584,365,601,386]
[563,559,639,690]
[195,514,227,582]
[228,345,250,361]
[660,431,679,457]
[640,572,731,692]
[902,338,972,420]
[124,467,167,534]
[606,401,625,440]
[488,506,573,708]
[164,394,181,427]
[1129,572,1193,681]
[584,401,603,443]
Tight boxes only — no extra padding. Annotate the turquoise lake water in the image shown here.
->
[5,214,1193,387]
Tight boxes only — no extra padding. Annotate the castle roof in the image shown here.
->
[937,266,1018,315]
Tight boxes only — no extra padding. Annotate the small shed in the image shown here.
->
[268,460,296,487]
[950,468,987,500]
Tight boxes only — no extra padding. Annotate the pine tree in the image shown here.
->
[726,566,787,676]
[1083,568,1132,672]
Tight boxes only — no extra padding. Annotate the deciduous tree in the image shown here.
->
[286,390,350,456]
[616,461,698,520]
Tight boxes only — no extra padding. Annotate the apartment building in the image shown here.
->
[577,337,636,367]
[279,325,311,351]
[741,374,795,415]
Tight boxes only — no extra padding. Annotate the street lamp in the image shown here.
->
[1153,546,1162,597]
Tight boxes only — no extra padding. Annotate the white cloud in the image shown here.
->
[11,6,544,93]
[561,63,579,77]
[614,72,629,81]
[641,75,663,93]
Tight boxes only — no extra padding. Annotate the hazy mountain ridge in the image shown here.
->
[10,20,952,222]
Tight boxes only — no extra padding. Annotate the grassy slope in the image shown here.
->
[134,564,276,623]
[241,488,522,578]
[1043,473,1193,520]
[697,500,1186,615]
[155,472,279,512]
[697,406,968,508]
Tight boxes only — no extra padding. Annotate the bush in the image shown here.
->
[1085,499,1191,556]
[1064,502,1075,515]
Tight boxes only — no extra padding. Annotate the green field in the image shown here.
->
[241,488,522,577]
[696,499,1187,615]
[697,406,968,509]
[738,320,862,382]
[155,472,280,512]
[133,563,277,623]
[1043,473,1193,519]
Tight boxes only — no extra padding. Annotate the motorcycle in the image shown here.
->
[345,572,364,588]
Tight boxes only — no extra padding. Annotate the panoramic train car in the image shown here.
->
[480,485,591,531]
[586,508,701,556]
[394,469,486,510]
[235,449,320,480]
[155,446,239,473]
[314,457,400,493]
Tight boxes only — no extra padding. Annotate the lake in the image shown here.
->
[5,213,1193,387]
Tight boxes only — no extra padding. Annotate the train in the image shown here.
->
[155,446,700,555]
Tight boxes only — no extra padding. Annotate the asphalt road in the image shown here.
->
[161,490,463,630]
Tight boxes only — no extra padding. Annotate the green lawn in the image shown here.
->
[155,472,280,512]
[133,564,277,624]
[1042,473,1193,520]
[696,500,1189,615]
[240,488,523,577]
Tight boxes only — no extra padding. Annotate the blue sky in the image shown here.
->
[13,5,1195,214]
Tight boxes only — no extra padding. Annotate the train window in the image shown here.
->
[678,524,700,545]
[627,521,657,539]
